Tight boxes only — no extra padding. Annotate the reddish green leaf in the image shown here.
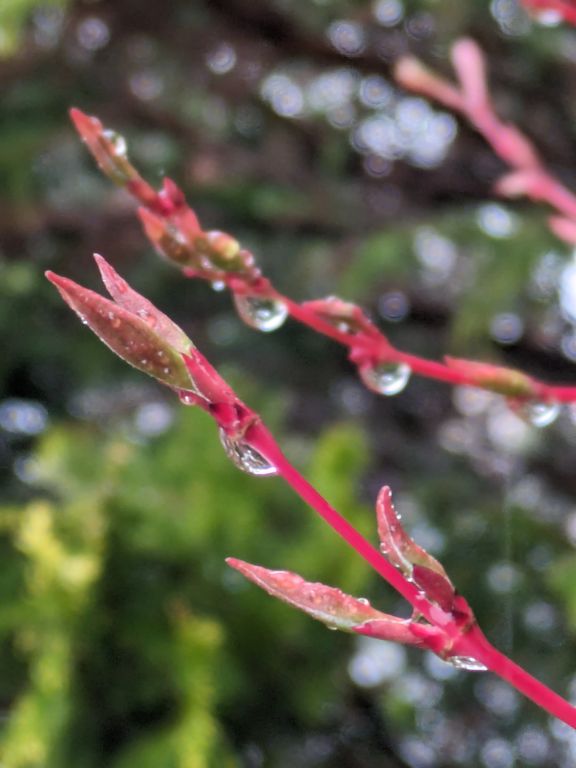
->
[227,558,398,632]
[46,259,195,391]
[444,356,535,398]
[376,486,455,610]
[94,254,190,354]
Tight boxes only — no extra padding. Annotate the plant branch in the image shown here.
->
[46,256,576,727]
[395,39,576,242]
[69,107,576,413]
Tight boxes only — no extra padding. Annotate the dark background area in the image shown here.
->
[2,1,576,766]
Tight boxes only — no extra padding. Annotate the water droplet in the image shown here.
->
[211,280,226,292]
[327,624,339,631]
[445,655,487,672]
[162,366,171,376]
[519,400,560,428]
[137,308,156,328]
[102,129,127,158]
[233,294,288,332]
[107,311,121,328]
[357,598,370,606]
[360,362,411,396]
[140,358,148,366]
[179,392,196,406]
[219,428,278,476]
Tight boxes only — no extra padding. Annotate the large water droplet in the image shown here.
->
[102,129,127,157]
[519,400,560,428]
[211,280,226,292]
[445,655,487,672]
[233,294,288,332]
[219,428,278,476]
[360,362,411,396]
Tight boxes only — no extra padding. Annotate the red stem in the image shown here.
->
[456,625,576,727]
[246,422,437,619]
[247,420,576,728]
[260,285,576,399]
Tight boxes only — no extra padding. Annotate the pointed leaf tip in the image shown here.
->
[376,486,455,611]
[92,253,191,355]
[69,108,136,186]
[69,106,93,129]
[47,267,194,390]
[45,270,79,298]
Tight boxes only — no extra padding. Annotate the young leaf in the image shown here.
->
[46,256,195,391]
[376,487,455,611]
[227,558,407,633]
[70,108,145,189]
[93,254,191,354]
[444,356,535,399]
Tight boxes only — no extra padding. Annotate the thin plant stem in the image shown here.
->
[247,420,576,729]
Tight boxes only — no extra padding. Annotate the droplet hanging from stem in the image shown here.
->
[219,429,278,476]
[234,294,288,332]
[360,361,412,396]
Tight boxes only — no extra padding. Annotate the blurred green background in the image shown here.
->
[2,0,576,765]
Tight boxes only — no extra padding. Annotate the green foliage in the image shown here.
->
[549,555,576,630]
[340,208,559,354]
[0,404,374,766]
[0,0,68,56]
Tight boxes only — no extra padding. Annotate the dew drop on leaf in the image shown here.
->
[360,362,412,396]
[102,129,128,158]
[519,400,560,428]
[445,655,487,672]
[211,280,226,292]
[107,311,121,329]
[137,309,157,329]
[219,428,278,476]
[233,295,288,332]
